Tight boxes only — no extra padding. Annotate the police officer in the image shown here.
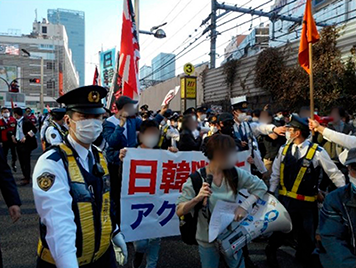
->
[158,109,173,149]
[33,85,127,268]
[196,106,209,129]
[231,96,286,175]
[266,115,346,268]
[44,108,68,148]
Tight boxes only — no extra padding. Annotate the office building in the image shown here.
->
[223,23,269,63]
[269,0,356,47]
[151,53,175,82]
[48,8,85,86]
[224,35,247,60]
[140,65,152,80]
[0,19,79,109]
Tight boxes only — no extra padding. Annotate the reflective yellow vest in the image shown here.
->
[37,143,113,266]
[279,142,319,202]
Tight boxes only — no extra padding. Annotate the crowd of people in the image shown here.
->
[0,84,355,268]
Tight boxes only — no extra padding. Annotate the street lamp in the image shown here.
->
[134,0,166,39]
[139,28,167,39]
[21,48,44,112]
[139,22,167,39]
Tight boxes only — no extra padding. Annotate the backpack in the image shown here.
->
[179,167,238,245]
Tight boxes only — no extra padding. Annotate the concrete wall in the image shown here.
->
[139,64,208,112]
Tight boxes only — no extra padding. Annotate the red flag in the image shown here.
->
[117,0,140,100]
[93,66,100,85]
[298,0,320,74]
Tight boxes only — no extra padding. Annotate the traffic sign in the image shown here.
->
[183,63,195,75]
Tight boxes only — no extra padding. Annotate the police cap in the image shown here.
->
[217,112,234,123]
[287,114,309,132]
[57,85,107,115]
[345,148,356,166]
[183,107,196,115]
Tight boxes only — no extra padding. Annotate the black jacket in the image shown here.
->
[0,147,21,207]
[18,117,38,151]
[178,129,202,151]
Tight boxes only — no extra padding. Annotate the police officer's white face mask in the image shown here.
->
[72,119,103,144]
[237,112,247,122]
[199,114,207,121]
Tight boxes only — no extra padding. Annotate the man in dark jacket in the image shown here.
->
[0,146,21,268]
[13,107,37,186]
[319,148,356,268]
[102,96,165,224]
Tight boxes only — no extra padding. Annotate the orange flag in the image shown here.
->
[298,0,320,74]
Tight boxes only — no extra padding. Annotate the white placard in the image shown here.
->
[120,148,251,242]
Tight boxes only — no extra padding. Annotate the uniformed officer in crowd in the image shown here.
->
[266,115,346,268]
[231,96,286,177]
[0,107,17,171]
[43,108,68,148]
[158,109,173,149]
[196,106,209,129]
[33,85,127,268]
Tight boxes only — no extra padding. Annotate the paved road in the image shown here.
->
[0,146,302,268]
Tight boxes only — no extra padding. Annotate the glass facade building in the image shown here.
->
[151,53,175,82]
[48,8,85,86]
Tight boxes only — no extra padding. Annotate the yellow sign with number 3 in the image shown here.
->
[183,63,195,75]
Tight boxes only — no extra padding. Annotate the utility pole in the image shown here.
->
[206,1,328,69]
[210,0,217,69]
[40,57,44,112]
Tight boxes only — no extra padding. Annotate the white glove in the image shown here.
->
[112,232,128,265]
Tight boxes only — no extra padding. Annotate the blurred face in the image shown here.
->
[187,117,197,131]
[140,127,160,148]
[212,148,237,169]
[259,111,272,124]
[299,109,310,118]
[330,108,341,123]
[122,103,136,116]
[26,109,31,115]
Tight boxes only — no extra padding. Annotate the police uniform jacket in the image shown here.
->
[269,139,345,194]
[33,134,117,268]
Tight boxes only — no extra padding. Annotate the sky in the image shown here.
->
[0,0,273,85]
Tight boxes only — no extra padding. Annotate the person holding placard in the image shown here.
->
[176,134,267,268]
[120,120,178,268]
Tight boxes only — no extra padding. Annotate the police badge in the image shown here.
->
[37,172,55,191]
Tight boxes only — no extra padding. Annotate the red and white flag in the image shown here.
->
[117,0,140,100]
[93,66,100,85]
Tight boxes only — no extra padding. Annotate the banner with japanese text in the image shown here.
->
[120,148,251,242]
